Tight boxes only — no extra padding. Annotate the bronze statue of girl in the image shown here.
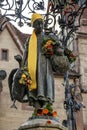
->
[22,13,54,108]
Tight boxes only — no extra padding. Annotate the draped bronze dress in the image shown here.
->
[24,32,54,107]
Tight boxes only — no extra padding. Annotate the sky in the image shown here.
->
[1,0,60,34]
[7,0,49,34]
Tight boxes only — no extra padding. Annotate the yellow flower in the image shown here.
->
[29,80,32,84]
[19,79,22,84]
[21,74,26,79]
[44,40,53,47]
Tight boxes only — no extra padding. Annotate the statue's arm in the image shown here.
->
[22,37,29,66]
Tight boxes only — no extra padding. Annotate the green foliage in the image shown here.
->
[44,102,53,113]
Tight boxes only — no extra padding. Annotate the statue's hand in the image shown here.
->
[53,45,64,56]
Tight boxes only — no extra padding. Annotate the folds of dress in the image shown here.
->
[27,33,54,107]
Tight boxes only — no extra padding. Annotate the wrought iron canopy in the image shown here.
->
[0,0,87,28]
[0,0,87,46]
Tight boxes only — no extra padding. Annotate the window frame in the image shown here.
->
[1,48,9,61]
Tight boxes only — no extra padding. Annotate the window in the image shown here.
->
[1,49,8,61]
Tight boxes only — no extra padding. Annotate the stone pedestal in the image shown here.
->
[18,116,67,130]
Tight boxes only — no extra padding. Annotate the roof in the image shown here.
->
[0,19,30,54]
[12,25,30,46]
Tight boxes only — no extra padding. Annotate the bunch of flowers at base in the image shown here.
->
[32,103,58,117]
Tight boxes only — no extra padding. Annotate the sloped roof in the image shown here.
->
[12,25,30,46]
[0,19,30,54]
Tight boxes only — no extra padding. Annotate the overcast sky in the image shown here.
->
[8,0,48,34]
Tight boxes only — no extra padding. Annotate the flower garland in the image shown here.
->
[41,36,77,64]
[64,48,77,63]
[32,103,58,117]
[42,36,56,58]
[19,66,32,86]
